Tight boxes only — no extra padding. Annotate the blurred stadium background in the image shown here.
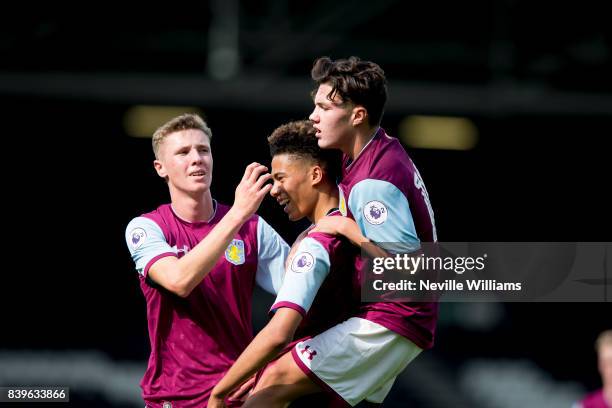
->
[1,1,611,407]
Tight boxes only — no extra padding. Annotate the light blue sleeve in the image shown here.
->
[256,217,290,295]
[271,237,331,316]
[348,179,420,252]
[125,217,176,276]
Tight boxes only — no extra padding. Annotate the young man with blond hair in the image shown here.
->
[125,113,289,408]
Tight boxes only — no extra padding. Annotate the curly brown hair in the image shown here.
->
[268,120,342,183]
[311,56,387,127]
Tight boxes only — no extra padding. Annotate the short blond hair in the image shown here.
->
[596,330,612,353]
[152,113,212,159]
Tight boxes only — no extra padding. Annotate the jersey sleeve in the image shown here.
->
[348,179,421,252]
[125,217,177,277]
[269,237,331,317]
[255,217,290,295]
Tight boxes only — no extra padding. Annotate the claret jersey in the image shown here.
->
[270,211,359,339]
[125,201,289,408]
[339,128,438,350]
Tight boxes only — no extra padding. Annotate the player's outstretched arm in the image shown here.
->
[149,163,273,297]
[209,308,302,408]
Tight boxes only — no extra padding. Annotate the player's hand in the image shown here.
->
[311,216,347,236]
[312,216,365,247]
[227,375,256,402]
[231,162,273,221]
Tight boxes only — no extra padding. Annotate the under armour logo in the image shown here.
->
[300,345,317,360]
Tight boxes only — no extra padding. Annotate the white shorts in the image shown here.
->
[291,317,422,407]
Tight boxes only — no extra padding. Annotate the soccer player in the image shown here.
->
[240,57,439,407]
[208,120,359,408]
[124,113,290,408]
[577,330,612,408]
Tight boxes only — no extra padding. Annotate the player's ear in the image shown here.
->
[311,165,323,186]
[351,106,367,126]
[154,159,168,179]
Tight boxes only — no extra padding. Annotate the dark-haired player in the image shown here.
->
[237,57,438,407]
[209,120,359,408]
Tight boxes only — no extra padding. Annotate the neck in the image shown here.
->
[347,125,379,160]
[170,189,214,222]
[308,186,339,224]
[604,385,612,402]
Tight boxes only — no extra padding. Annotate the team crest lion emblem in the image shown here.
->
[225,239,245,265]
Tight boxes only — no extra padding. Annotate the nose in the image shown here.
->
[309,108,318,122]
[189,148,203,164]
[270,180,281,198]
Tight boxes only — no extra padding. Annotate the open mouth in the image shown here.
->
[278,198,290,213]
[190,171,206,177]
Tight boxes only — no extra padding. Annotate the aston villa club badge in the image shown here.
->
[225,239,245,265]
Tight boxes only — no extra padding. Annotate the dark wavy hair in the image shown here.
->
[268,120,342,183]
[311,56,387,126]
